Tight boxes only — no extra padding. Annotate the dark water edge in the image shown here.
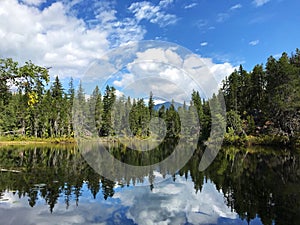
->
[0,143,299,225]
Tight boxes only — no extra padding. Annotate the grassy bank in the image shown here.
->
[0,136,76,145]
[223,133,300,149]
[1,133,300,150]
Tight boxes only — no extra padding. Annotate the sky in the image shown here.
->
[0,0,299,100]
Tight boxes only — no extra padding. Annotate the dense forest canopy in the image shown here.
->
[0,48,300,146]
[221,49,300,144]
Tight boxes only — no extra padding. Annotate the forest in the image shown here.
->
[0,48,300,147]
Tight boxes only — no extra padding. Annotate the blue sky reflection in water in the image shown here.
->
[0,144,297,225]
[0,174,262,225]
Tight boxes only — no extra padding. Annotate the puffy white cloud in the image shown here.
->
[210,62,236,84]
[107,45,235,102]
[128,1,178,27]
[200,42,208,46]
[80,43,234,104]
[121,49,189,102]
[159,67,181,82]
[0,0,145,79]
[113,73,135,87]
[253,0,270,7]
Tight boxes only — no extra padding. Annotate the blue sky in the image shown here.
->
[0,0,299,97]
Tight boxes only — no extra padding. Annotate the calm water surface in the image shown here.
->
[0,143,299,225]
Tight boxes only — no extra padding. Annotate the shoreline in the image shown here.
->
[0,137,76,146]
[223,134,300,149]
[0,134,299,149]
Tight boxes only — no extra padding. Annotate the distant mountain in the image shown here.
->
[153,101,183,111]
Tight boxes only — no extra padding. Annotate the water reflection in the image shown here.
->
[0,144,299,225]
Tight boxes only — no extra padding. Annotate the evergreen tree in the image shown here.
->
[100,85,116,136]
[249,64,266,117]
[158,105,166,138]
[93,86,103,135]
[266,53,300,136]
[49,76,64,137]
[73,81,88,137]
[222,70,239,112]
[165,101,180,138]
[129,98,150,137]
[67,78,75,136]
[238,65,251,115]
[148,91,155,119]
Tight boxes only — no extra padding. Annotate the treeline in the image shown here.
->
[1,48,300,146]
[221,49,300,146]
[70,84,214,140]
[0,58,213,139]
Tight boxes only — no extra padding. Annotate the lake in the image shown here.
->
[0,143,299,225]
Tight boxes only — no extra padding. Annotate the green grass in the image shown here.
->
[223,133,292,148]
[0,135,76,145]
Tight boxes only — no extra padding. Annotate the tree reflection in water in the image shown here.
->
[0,143,299,225]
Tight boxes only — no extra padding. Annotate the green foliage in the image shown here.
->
[165,102,180,138]
[0,58,50,137]
[129,98,150,137]
[226,110,243,135]
[2,49,300,148]
[221,49,300,147]
[191,90,211,140]
[148,91,155,119]
[246,115,256,135]
[100,85,116,136]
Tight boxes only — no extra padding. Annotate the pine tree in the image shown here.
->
[49,76,64,137]
[165,101,180,138]
[148,91,155,119]
[67,78,75,136]
[266,53,300,136]
[100,85,116,136]
[73,81,88,137]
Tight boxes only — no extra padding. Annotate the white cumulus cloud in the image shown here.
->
[0,0,145,79]
[113,73,135,87]
[109,45,235,102]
